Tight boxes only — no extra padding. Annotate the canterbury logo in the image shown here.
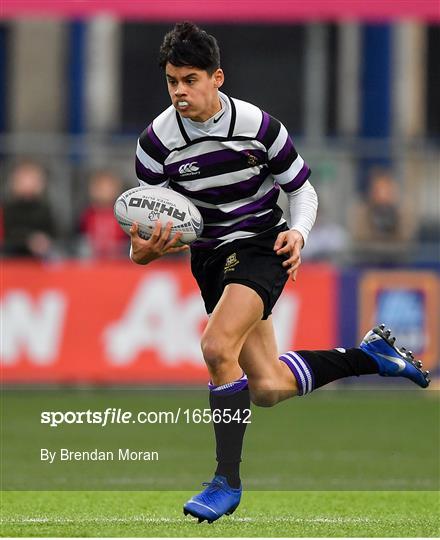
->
[178,161,200,176]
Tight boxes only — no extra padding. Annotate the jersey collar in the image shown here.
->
[177,93,235,142]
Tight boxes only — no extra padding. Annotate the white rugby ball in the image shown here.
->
[114,186,203,245]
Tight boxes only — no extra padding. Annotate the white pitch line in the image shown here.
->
[1,515,405,526]
[1,517,180,525]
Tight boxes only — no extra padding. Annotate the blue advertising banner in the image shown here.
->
[358,271,439,373]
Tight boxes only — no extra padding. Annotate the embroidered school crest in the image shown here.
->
[246,153,259,167]
[224,253,239,273]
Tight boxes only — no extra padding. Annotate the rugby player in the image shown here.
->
[129,22,430,523]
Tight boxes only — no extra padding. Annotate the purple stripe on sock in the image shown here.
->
[285,352,310,394]
[279,355,305,396]
[209,375,248,396]
[292,351,315,391]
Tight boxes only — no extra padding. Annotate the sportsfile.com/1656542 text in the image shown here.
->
[40,408,252,427]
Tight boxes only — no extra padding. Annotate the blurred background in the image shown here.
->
[1,0,439,384]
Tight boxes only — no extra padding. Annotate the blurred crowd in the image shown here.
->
[1,161,56,259]
[0,158,438,266]
[1,160,130,261]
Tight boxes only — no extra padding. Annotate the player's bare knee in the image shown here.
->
[200,335,230,372]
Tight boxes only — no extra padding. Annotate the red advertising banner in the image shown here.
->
[1,260,337,384]
[1,0,439,21]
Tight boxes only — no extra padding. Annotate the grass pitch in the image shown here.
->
[1,388,439,536]
[1,490,439,537]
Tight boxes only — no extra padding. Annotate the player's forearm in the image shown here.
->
[286,180,318,246]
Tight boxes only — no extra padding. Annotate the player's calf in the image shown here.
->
[248,374,296,407]
[249,386,279,407]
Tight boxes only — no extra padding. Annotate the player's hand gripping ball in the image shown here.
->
[114,186,204,245]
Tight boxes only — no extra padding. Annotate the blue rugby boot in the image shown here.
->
[360,324,430,388]
[183,475,242,523]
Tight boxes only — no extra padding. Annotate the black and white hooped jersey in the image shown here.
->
[135,92,311,249]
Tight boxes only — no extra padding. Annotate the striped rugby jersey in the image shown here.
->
[135,92,311,249]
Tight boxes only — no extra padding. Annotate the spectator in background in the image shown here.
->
[349,168,415,265]
[78,170,128,259]
[1,160,56,259]
[302,203,349,262]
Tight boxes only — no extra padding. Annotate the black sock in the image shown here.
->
[280,348,378,395]
[209,386,250,488]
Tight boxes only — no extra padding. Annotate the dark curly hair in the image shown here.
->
[159,22,221,74]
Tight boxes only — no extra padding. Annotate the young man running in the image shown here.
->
[129,22,430,524]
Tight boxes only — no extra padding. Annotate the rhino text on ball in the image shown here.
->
[128,197,186,222]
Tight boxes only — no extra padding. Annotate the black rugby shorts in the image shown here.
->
[190,224,289,320]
